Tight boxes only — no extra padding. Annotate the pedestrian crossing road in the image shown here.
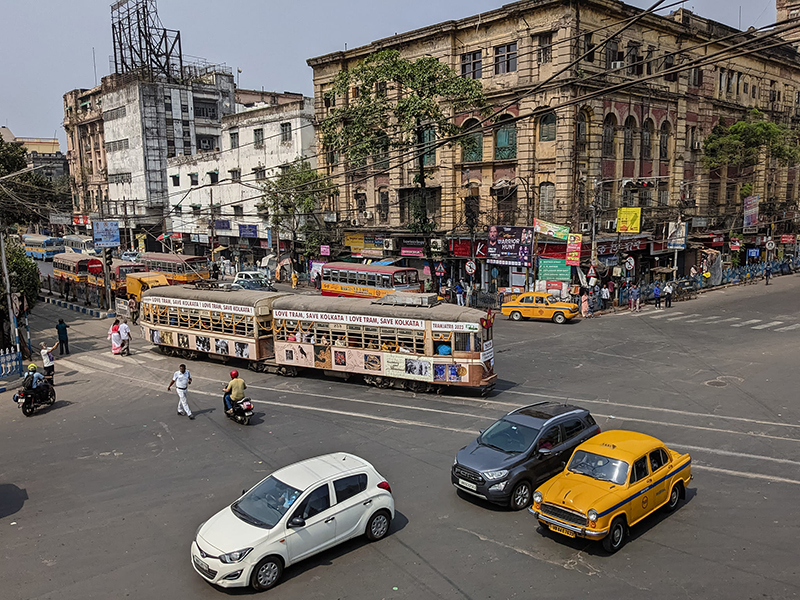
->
[647,311,800,331]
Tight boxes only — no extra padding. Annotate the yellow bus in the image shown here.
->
[321,262,423,298]
[87,259,148,293]
[138,252,210,284]
[140,287,496,393]
[53,253,102,282]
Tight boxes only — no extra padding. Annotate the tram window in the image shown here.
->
[364,327,379,349]
[347,325,363,347]
[315,323,331,345]
[397,329,415,354]
[454,332,471,352]
[366,273,377,287]
[435,339,452,355]
[299,322,315,344]
[414,331,425,354]
[348,271,358,284]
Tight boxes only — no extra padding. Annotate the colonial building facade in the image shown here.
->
[308,0,800,287]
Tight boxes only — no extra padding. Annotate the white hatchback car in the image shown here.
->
[191,453,394,591]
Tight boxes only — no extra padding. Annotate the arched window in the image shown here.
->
[538,182,556,221]
[623,116,636,159]
[659,121,671,161]
[602,114,617,158]
[461,119,483,163]
[539,112,557,142]
[641,119,654,160]
[494,115,517,160]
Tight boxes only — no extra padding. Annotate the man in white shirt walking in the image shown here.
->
[119,318,131,356]
[167,364,194,419]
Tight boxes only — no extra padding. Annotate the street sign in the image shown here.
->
[93,221,121,248]
[766,240,776,251]
[435,261,446,276]
[587,265,597,278]
[625,257,635,271]
[465,260,477,275]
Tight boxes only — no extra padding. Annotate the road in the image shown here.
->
[1,274,799,599]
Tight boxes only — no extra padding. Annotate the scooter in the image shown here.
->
[224,394,254,426]
[13,382,56,417]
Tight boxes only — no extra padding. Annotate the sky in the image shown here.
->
[0,0,778,149]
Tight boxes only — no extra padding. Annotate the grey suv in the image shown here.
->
[451,402,600,510]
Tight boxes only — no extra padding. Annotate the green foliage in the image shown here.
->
[702,109,800,170]
[739,182,753,200]
[1,240,40,311]
[0,137,27,177]
[258,159,338,259]
[320,50,487,232]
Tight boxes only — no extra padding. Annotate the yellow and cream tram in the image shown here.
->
[140,287,496,392]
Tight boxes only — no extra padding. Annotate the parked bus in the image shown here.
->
[321,262,423,298]
[138,252,210,284]
[22,235,64,260]
[87,259,148,293]
[63,235,98,255]
[140,287,496,393]
[52,253,102,283]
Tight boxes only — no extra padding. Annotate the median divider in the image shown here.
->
[38,294,116,319]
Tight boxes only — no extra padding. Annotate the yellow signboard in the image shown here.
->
[344,233,365,249]
[616,208,641,233]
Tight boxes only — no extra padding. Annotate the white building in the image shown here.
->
[166,93,315,261]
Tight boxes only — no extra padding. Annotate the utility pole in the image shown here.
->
[209,187,216,258]
[591,179,599,266]
[122,197,129,251]
[0,227,21,369]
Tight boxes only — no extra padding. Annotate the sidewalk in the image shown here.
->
[38,292,116,319]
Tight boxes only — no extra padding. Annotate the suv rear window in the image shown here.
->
[563,418,585,440]
[333,474,368,503]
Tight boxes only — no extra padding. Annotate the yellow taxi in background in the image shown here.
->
[500,292,580,324]
[529,430,692,553]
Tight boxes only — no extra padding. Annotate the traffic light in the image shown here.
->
[105,248,113,268]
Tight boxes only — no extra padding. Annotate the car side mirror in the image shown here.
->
[242,489,247,496]
[288,516,306,528]
[478,429,485,434]
[538,448,552,457]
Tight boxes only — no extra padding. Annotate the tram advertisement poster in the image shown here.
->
[486,226,535,267]
[384,354,433,381]
[433,363,469,383]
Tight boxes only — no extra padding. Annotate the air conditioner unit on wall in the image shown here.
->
[323,211,338,223]
[362,210,374,220]
[430,238,444,252]
[611,61,625,70]
[383,238,395,251]
[606,219,617,231]
[350,218,360,227]
[580,222,591,232]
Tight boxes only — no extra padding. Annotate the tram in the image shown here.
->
[140,287,496,393]
[22,235,64,260]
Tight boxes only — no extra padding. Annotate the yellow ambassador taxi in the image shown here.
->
[529,430,692,553]
[500,292,580,324]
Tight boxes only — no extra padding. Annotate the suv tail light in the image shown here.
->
[377,481,392,494]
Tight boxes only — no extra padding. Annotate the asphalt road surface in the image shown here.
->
[2,275,799,600]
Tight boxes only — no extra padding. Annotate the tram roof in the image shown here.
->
[272,295,487,323]
[141,285,289,308]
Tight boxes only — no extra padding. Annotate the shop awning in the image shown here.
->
[212,245,228,254]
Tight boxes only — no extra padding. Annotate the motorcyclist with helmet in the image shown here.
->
[21,364,46,402]
[223,370,247,415]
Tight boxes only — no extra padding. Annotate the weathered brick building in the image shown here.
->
[308,0,800,286]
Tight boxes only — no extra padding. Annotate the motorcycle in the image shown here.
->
[224,394,254,426]
[13,382,56,417]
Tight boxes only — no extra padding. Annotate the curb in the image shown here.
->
[38,295,116,319]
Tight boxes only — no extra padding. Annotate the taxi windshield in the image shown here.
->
[568,450,629,485]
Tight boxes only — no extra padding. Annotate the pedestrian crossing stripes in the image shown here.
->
[80,356,123,370]
[752,321,784,330]
[57,359,96,374]
[650,311,681,320]
[775,323,800,332]
[667,313,700,321]
[648,313,799,332]
[732,319,762,327]
[128,352,165,361]
[716,317,741,323]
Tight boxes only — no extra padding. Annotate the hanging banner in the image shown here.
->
[616,207,642,233]
[566,233,582,266]
[743,195,759,228]
[533,218,569,240]
[730,239,741,251]
[344,233,365,249]
[538,258,572,281]
[780,235,795,244]
[486,226,534,267]
[667,221,688,250]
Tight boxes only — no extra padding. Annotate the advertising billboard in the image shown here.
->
[486,226,534,267]
[93,220,121,248]
[743,195,759,228]
[616,207,641,233]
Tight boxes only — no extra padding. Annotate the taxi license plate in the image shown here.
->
[458,479,478,491]
[194,556,210,571]
[549,524,576,538]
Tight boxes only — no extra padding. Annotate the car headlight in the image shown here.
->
[533,491,543,504]
[482,469,508,481]
[219,548,253,564]
[587,509,598,523]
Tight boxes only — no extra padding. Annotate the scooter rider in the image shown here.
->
[223,370,247,415]
[22,364,45,400]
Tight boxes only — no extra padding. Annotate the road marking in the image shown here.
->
[668,443,800,466]
[692,465,800,486]
[775,323,800,332]
[650,312,680,320]
[752,321,783,330]
[81,356,124,369]
[56,359,96,374]
[667,313,700,321]
[503,389,800,430]
[687,316,724,323]
[716,317,741,323]
[732,319,761,327]
[128,352,165,361]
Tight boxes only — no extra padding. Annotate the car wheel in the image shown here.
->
[365,510,391,541]
[509,480,532,511]
[553,312,566,324]
[250,556,283,591]
[510,311,522,322]
[664,482,683,513]
[603,517,627,553]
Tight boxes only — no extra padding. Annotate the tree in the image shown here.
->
[319,50,487,234]
[258,159,338,266]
